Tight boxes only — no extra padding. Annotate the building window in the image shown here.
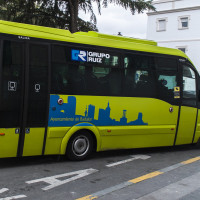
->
[178,16,190,30]
[157,18,167,31]
[177,46,187,53]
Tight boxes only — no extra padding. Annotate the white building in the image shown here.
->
[147,0,200,71]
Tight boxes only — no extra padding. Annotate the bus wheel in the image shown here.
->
[66,131,94,161]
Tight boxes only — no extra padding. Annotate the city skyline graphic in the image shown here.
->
[48,95,148,127]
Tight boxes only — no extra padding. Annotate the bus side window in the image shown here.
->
[51,45,70,94]
[83,53,121,96]
[135,70,156,97]
[123,58,135,96]
[84,65,122,96]
[108,67,122,96]
[51,45,86,95]
[155,57,178,71]
[123,54,156,98]
[51,46,122,96]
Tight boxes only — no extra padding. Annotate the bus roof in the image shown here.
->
[0,20,187,59]
[74,31,157,46]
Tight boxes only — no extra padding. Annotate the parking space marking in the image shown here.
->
[0,195,27,200]
[106,155,151,167]
[0,189,8,194]
[76,156,200,200]
[26,168,98,191]
[0,188,26,200]
[133,171,200,200]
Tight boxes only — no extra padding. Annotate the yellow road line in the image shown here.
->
[181,156,200,165]
[76,195,97,200]
[76,156,200,200]
[129,171,163,183]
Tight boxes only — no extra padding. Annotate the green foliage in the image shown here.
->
[102,0,155,14]
[0,0,154,33]
[78,18,98,32]
[0,0,98,31]
[0,0,67,28]
[72,0,155,32]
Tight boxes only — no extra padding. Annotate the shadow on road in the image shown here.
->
[0,144,199,168]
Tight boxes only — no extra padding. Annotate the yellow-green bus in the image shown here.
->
[0,20,199,160]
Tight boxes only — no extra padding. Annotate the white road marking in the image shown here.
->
[133,171,200,200]
[0,189,9,194]
[106,155,151,167]
[26,168,98,191]
[0,188,26,200]
[0,195,27,200]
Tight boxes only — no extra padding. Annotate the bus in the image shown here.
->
[0,20,199,161]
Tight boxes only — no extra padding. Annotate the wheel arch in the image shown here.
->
[60,123,101,155]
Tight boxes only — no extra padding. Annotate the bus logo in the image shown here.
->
[71,49,111,63]
[71,50,87,62]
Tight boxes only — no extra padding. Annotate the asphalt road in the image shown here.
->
[0,145,200,200]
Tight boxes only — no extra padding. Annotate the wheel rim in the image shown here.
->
[72,135,90,157]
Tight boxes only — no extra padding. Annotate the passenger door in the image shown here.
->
[175,61,198,145]
[0,39,49,158]
[0,40,25,158]
[22,43,49,156]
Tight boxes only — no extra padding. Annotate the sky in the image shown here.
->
[79,3,148,39]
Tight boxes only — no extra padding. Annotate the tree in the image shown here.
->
[0,0,68,28]
[77,18,98,32]
[0,0,98,31]
[67,0,155,33]
[102,0,155,14]
[0,0,154,33]
[67,0,101,33]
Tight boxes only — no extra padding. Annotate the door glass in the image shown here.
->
[157,72,178,104]
[0,41,24,128]
[27,44,48,127]
[182,65,197,107]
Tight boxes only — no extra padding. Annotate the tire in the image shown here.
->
[66,131,94,161]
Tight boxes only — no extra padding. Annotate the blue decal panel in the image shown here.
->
[48,95,148,127]
[71,50,87,62]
